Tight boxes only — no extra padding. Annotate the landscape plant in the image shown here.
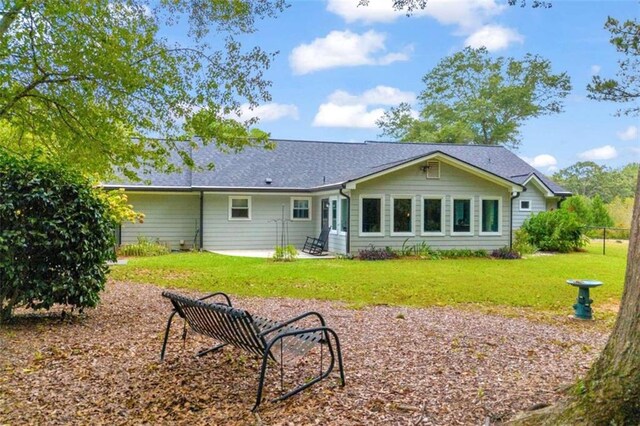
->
[0,150,115,323]
[272,244,298,262]
[521,209,587,252]
[118,236,170,257]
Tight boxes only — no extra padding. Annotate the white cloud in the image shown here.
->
[289,30,410,75]
[235,103,299,122]
[313,86,415,129]
[578,145,618,161]
[326,0,503,29]
[328,86,415,106]
[521,154,558,169]
[616,125,638,141]
[464,25,524,51]
[591,65,601,75]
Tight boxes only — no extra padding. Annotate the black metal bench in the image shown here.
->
[160,291,345,411]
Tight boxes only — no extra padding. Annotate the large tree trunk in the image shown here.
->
[509,170,640,424]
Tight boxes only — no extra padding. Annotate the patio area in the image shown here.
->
[211,249,336,259]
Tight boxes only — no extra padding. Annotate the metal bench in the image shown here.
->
[160,291,345,411]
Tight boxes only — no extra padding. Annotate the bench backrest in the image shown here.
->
[162,291,269,357]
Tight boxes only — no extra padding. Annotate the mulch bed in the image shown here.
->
[0,281,608,425]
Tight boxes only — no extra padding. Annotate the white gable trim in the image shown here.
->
[522,174,554,198]
[346,152,523,192]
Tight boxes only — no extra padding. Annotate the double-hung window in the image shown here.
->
[291,197,311,220]
[229,196,251,220]
[359,195,384,236]
[391,196,414,236]
[452,197,473,235]
[422,196,444,235]
[480,197,501,235]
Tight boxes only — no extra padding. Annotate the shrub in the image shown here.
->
[561,195,593,226]
[358,245,397,261]
[491,247,521,260]
[521,209,587,252]
[118,236,170,257]
[438,249,489,259]
[272,244,298,262]
[513,228,537,255]
[0,151,115,323]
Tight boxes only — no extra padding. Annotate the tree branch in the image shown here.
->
[0,0,32,41]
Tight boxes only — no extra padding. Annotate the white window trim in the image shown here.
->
[329,197,339,235]
[421,195,445,236]
[519,199,531,211]
[359,194,385,237]
[480,197,502,236]
[290,196,312,221]
[451,196,474,236]
[390,195,415,237]
[228,196,252,221]
[338,197,348,236]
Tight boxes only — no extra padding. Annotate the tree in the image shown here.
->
[377,47,571,149]
[587,17,640,116]
[0,0,284,178]
[591,195,615,228]
[552,162,638,203]
[0,149,116,323]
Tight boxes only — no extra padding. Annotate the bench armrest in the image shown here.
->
[258,311,326,337]
[199,292,232,306]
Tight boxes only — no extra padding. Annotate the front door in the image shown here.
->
[321,198,330,250]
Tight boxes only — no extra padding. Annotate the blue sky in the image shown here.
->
[177,0,639,173]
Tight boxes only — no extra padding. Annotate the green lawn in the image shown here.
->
[110,241,628,320]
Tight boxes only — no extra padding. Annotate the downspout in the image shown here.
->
[199,191,204,251]
[510,190,523,249]
[557,195,567,209]
[339,185,351,255]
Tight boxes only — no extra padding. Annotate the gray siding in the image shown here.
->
[121,193,200,250]
[512,183,547,230]
[349,161,512,253]
[202,194,317,250]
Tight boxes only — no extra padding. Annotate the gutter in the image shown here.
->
[339,185,351,255]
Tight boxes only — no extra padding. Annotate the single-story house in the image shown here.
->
[105,139,570,255]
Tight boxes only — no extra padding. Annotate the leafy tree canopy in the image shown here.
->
[552,161,639,203]
[0,0,285,179]
[587,17,640,116]
[377,47,571,149]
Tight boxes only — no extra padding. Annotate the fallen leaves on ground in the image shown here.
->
[0,281,607,425]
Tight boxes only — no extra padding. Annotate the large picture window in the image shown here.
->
[422,197,443,235]
[481,198,501,234]
[229,196,251,220]
[391,196,413,236]
[291,197,311,220]
[360,196,383,236]
[452,198,472,234]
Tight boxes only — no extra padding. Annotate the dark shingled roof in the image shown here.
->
[105,139,570,195]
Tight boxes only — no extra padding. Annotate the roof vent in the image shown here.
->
[265,178,272,184]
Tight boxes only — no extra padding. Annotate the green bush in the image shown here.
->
[272,244,298,262]
[513,228,537,255]
[0,151,115,323]
[521,209,587,252]
[118,236,170,257]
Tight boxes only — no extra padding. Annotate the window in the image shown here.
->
[229,196,251,220]
[360,195,383,236]
[340,198,348,234]
[291,197,311,220]
[520,200,531,211]
[331,198,338,232]
[391,196,414,236]
[426,161,440,179]
[481,198,501,234]
[452,198,472,234]
[422,197,444,235]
